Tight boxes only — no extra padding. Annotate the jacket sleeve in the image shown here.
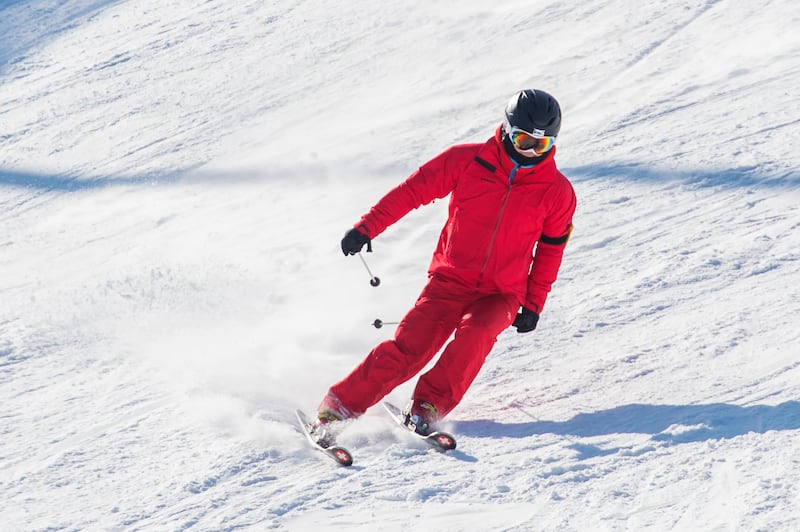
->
[525,178,577,313]
[354,146,464,238]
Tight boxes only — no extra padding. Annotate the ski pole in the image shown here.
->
[358,252,381,287]
[372,319,399,329]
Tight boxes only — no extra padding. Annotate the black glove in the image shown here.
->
[513,307,540,333]
[341,227,371,256]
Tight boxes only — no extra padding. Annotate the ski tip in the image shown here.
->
[430,432,457,451]
[330,447,354,467]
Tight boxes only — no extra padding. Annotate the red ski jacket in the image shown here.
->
[355,127,576,313]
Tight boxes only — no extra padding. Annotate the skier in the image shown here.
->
[316,89,576,438]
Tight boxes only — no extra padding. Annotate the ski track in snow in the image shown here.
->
[2,0,800,530]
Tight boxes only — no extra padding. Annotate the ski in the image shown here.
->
[295,409,353,467]
[382,402,457,451]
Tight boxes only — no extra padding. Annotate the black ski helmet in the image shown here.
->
[504,89,561,138]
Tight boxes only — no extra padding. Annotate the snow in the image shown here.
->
[2,0,800,530]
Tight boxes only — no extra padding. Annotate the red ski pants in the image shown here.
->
[329,275,518,418]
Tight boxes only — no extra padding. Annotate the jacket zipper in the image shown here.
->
[476,164,518,290]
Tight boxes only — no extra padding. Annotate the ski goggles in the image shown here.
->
[503,119,556,156]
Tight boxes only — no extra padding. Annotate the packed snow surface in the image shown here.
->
[2,1,799,530]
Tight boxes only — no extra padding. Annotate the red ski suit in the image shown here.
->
[329,127,576,418]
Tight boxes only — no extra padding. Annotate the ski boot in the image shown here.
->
[403,400,439,436]
[311,392,353,448]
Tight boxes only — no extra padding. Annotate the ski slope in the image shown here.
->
[2,1,799,530]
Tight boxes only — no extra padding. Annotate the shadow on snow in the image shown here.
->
[563,162,800,189]
[457,401,800,447]
[0,167,313,192]
[3,161,799,194]
[0,169,181,192]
